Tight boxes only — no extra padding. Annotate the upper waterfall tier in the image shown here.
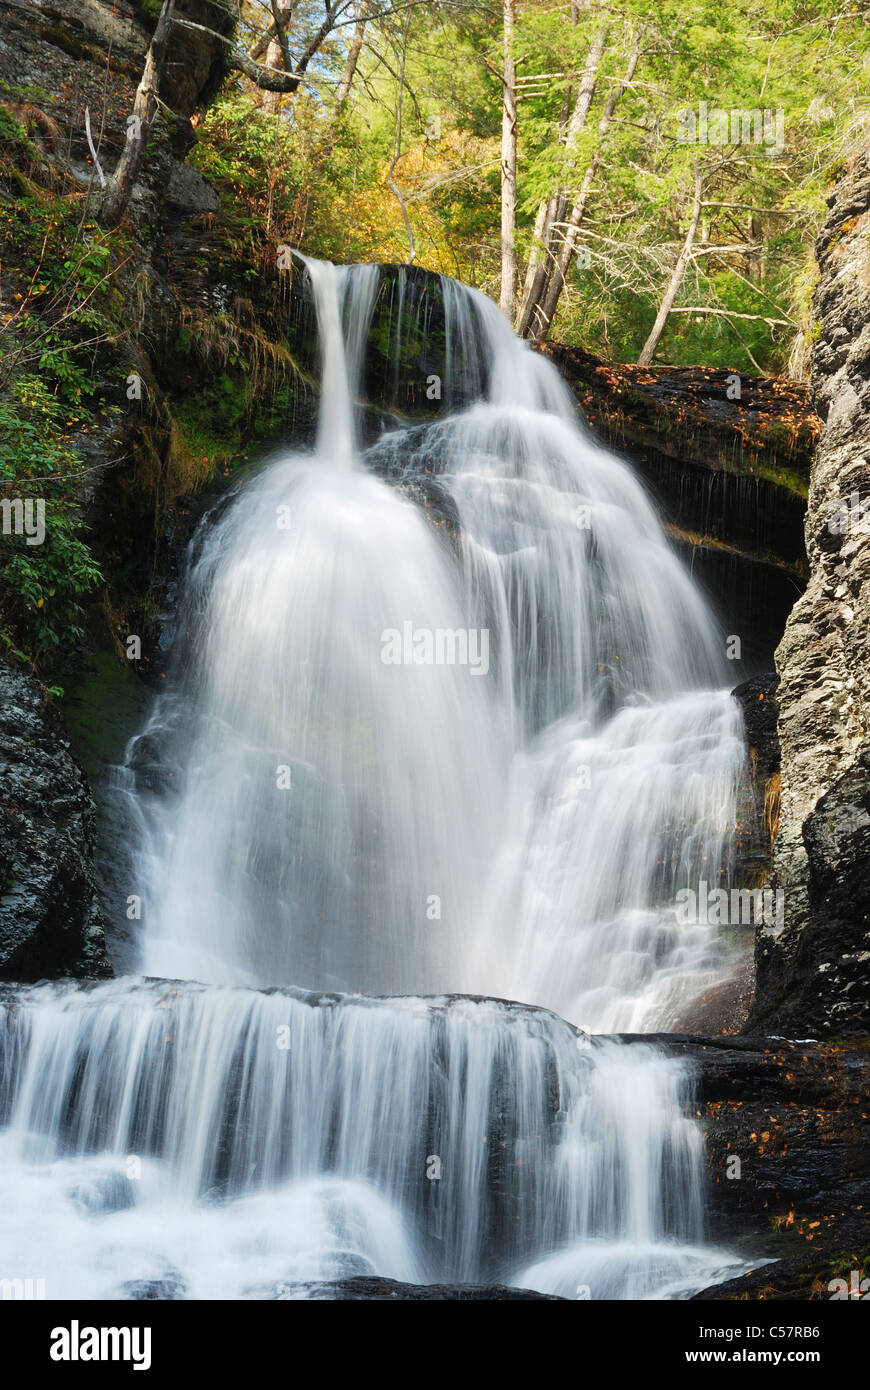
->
[119,259,746,1029]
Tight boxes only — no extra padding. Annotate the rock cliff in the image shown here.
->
[753,142,870,1038]
[0,659,110,979]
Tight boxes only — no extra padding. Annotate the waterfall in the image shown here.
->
[0,980,738,1300]
[359,274,747,1029]
[0,258,751,1299]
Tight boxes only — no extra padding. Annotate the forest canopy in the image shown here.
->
[189,0,870,374]
[0,0,866,663]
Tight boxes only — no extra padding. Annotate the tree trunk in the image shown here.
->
[515,195,556,337]
[748,213,763,279]
[335,8,367,111]
[637,169,704,365]
[263,1,293,113]
[263,36,284,113]
[99,0,176,226]
[535,161,598,338]
[514,25,608,338]
[536,35,641,339]
[500,0,518,319]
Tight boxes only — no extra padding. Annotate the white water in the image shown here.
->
[0,259,751,1299]
[0,979,741,1299]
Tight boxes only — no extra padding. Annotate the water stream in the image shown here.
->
[0,259,749,1299]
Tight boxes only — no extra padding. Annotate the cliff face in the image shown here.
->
[0,0,263,665]
[0,660,110,980]
[751,144,870,1038]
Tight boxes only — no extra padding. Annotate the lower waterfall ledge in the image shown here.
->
[274,1277,566,1301]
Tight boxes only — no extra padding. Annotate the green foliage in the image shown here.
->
[0,126,128,664]
[0,377,102,659]
[216,0,868,372]
[0,104,34,152]
[190,90,371,263]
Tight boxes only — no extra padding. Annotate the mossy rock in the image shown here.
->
[38,26,86,60]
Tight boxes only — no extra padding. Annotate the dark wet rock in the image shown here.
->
[672,957,755,1036]
[120,1271,187,1300]
[734,674,781,785]
[693,1223,870,1300]
[166,161,221,215]
[674,547,804,678]
[628,1033,870,1300]
[127,732,178,797]
[278,1276,564,1301]
[68,1171,137,1216]
[0,661,110,982]
[754,139,870,1038]
[730,672,781,888]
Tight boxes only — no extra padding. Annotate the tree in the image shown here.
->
[335,3,370,111]
[262,2,294,114]
[515,22,608,338]
[100,0,363,226]
[100,0,178,226]
[535,30,641,339]
[637,166,704,364]
[499,0,517,318]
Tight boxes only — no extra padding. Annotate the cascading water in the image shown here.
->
[130,260,506,995]
[362,278,747,1030]
[0,258,751,1299]
[0,980,742,1299]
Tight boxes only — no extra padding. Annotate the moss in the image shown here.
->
[61,646,150,785]
[751,462,810,499]
[38,26,85,60]
[169,408,238,489]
